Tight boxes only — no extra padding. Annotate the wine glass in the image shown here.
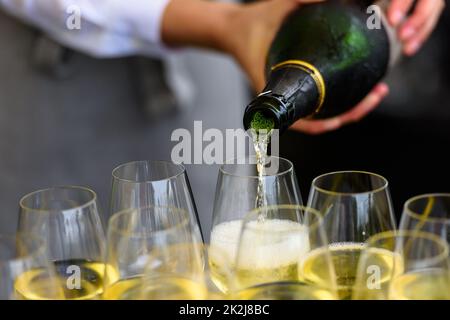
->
[110,160,203,242]
[210,156,302,292]
[0,233,63,300]
[389,231,450,300]
[18,186,107,300]
[352,230,406,300]
[233,205,336,296]
[400,194,450,246]
[307,171,396,299]
[103,206,202,300]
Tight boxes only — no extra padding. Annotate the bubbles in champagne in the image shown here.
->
[299,242,365,299]
[210,220,243,264]
[210,219,310,290]
[209,220,243,292]
[237,219,310,270]
[249,112,274,213]
[252,130,271,210]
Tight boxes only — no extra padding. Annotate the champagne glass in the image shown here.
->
[210,156,302,292]
[110,160,203,241]
[307,171,396,299]
[18,186,107,300]
[103,206,202,300]
[389,231,450,300]
[234,205,336,296]
[0,233,63,300]
[400,194,450,246]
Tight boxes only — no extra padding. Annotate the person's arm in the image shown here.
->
[161,0,238,53]
[1,0,444,135]
[161,0,384,135]
[0,0,171,57]
[0,0,387,135]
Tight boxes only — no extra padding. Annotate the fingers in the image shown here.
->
[290,116,342,135]
[337,83,389,124]
[401,0,445,56]
[400,0,438,39]
[388,0,415,27]
[388,0,445,56]
[290,83,389,135]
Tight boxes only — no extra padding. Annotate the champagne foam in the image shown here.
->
[328,242,366,250]
[210,219,310,269]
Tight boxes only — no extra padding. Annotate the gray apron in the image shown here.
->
[0,11,179,232]
[0,11,247,237]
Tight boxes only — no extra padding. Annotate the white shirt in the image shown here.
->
[0,0,171,58]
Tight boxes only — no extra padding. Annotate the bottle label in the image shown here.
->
[271,60,326,113]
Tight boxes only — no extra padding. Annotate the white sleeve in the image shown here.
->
[0,0,171,58]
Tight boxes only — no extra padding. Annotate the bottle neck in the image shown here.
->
[244,65,322,133]
[243,95,288,132]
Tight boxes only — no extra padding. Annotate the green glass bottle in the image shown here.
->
[243,0,400,133]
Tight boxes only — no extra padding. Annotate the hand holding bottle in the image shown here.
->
[161,0,444,134]
[225,0,390,134]
[290,83,389,135]
[293,0,446,134]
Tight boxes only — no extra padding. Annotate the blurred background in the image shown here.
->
[0,2,449,241]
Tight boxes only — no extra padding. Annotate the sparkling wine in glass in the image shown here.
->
[389,231,450,300]
[307,171,396,299]
[210,156,302,292]
[103,206,202,300]
[18,186,108,300]
[234,205,337,297]
[1,233,63,300]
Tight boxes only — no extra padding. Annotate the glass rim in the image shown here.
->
[19,185,97,214]
[403,193,450,224]
[311,170,389,196]
[365,230,450,264]
[366,229,449,245]
[0,233,47,266]
[111,160,186,184]
[107,205,191,238]
[219,156,294,180]
[243,205,323,234]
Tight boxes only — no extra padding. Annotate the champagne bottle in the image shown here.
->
[243,0,401,132]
